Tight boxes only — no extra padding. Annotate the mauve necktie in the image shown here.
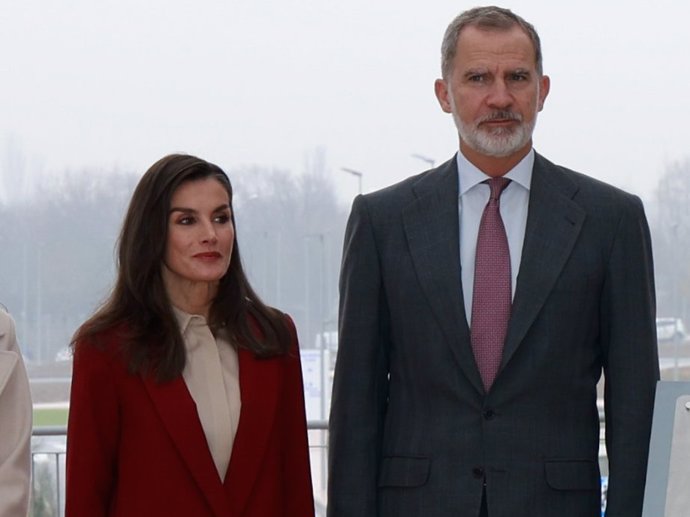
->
[471,177,512,391]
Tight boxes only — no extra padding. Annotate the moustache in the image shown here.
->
[479,111,523,123]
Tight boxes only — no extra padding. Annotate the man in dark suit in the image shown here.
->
[328,6,659,517]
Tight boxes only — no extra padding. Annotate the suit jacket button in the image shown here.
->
[472,467,484,479]
[483,409,495,420]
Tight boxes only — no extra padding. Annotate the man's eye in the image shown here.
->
[469,75,484,82]
[511,73,528,81]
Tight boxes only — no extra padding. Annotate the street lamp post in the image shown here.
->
[411,153,436,168]
[341,167,363,195]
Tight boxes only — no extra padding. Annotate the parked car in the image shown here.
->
[54,347,72,362]
[656,317,687,344]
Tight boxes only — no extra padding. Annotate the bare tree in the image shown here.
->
[231,153,347,350]
[0,168,138,361]
[1,152,348,363]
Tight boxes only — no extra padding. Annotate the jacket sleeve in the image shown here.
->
[280,314,316,517]
[328,195,390,517]
[65,341,120,517]
[600,195,659,517]
[0,312,32,517]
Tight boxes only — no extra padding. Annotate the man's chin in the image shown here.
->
[469,128,532,157]
[465,139,526,158]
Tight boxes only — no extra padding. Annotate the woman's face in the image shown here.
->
[162,177,234,297]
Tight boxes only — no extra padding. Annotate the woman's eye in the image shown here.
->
[178,216,194,225]
[214,213,231,224]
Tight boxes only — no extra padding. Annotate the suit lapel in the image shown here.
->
[224,346,282,516]
[142,375,233,517]
[403,158,484,395]
[500,154,586,371]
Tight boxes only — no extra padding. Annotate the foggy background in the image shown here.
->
[2,0,690,393]
[4,2,690,514]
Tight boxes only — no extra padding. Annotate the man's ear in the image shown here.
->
[434,78,453,114]
[538,74,550,112]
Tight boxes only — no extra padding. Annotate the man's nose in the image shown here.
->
[486,79,513,109]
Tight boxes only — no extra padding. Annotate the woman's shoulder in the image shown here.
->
[244,307,297,356]
[260,307,294,330]
[246,305,292,331]
[73,323,129,367]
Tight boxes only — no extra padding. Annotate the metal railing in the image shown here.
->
[31,430,66,517]
[30,421,329,517]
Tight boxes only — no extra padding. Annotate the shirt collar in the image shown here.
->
[456,148,535,196]
[171,305,208,335]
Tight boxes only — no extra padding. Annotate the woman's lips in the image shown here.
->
[194,252,221,259]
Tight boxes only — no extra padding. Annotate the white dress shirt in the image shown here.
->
[457,149,533,325]
[174,307,241,481]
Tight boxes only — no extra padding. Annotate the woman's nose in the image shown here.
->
[200,220,218,244]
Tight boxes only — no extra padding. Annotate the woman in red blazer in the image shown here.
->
[65,154,314,517]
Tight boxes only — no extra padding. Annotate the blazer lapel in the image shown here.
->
[403,157,484,395]
[142,375,233,517]
[500,154,586,371]
[0,351,18,394]
[224,347,282,516]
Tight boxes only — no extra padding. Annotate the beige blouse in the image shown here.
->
[173,307,241,481]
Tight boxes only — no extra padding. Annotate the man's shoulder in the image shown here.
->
[364,170,429,202]
[361,157,456,206]
[535,153,641,207]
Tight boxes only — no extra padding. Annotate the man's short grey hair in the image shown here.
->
[441,6,543,79]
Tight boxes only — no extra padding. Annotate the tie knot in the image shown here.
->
[486,177,511,201]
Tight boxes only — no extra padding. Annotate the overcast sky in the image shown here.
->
[3,0,689,202]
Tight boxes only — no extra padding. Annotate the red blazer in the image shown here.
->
[65,316,314,517]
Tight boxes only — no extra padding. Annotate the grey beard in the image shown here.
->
[456,112,536,158]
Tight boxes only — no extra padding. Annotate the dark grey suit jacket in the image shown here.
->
[328,153,659,517]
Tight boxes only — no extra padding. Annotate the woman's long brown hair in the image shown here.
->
[72,154,290,382]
